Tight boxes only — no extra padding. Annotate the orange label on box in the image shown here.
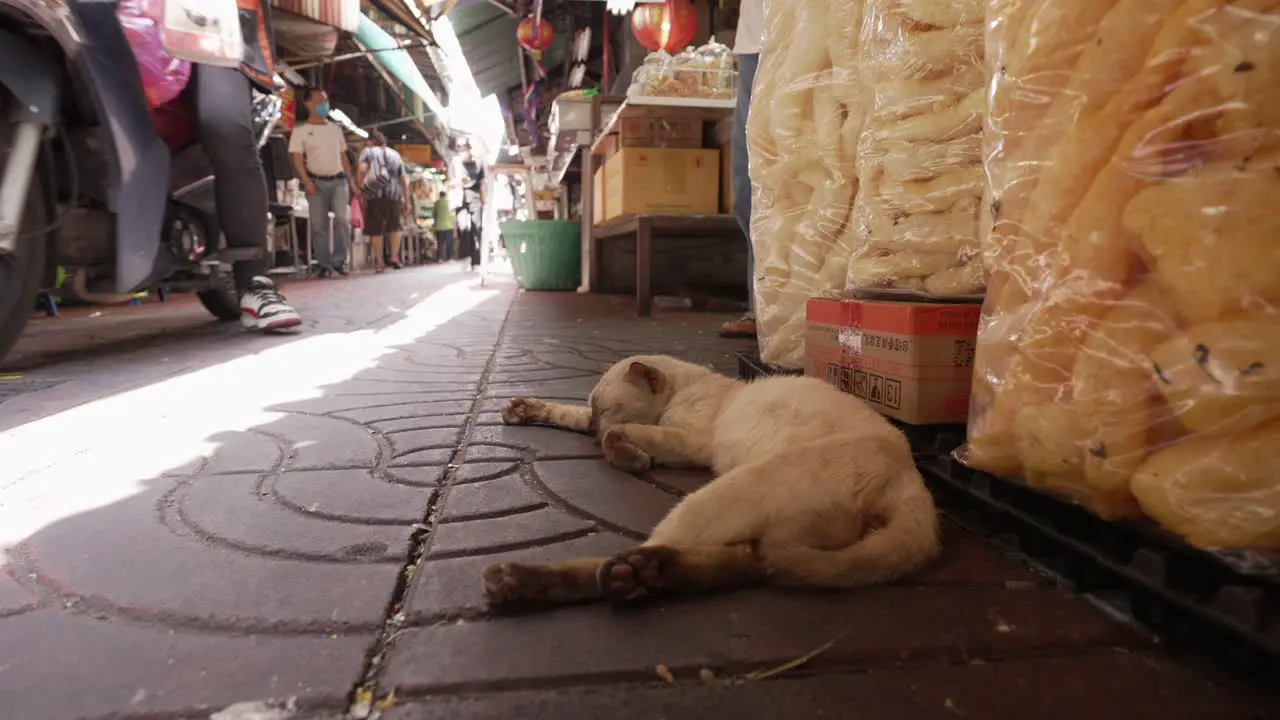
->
[804,298,980,425]
[806,297,980,336]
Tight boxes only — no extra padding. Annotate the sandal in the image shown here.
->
[719,315,757,338]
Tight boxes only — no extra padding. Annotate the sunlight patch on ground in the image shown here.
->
[0,278,499,550]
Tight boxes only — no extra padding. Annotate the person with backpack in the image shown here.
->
[357,130,412,272]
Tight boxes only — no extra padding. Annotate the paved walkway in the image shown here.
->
[0,266,1272,719]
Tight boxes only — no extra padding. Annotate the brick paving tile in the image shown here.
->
[380,650,1272,720]
[0,269,506,718]
[0,269,1272,718]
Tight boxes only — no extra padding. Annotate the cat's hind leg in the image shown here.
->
[483,557,606,606]
[502,397,592,433]
[598,544,766,602]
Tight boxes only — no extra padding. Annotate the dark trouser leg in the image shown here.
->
[195,65,268,294]
[438,229,454,260]
[732,53,759,314]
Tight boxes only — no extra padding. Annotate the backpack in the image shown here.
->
[361,147,393,199]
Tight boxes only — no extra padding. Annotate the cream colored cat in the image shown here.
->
[482,355,940,606]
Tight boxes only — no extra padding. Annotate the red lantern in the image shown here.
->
[517,16,553,60]
[631,0,697,53]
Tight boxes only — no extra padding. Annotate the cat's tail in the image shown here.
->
[762,472,940,588]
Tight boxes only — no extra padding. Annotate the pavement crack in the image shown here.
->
[344,289,516,719]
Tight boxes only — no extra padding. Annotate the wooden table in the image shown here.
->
[591,213,744,316]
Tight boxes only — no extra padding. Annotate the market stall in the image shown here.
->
[541,1,749,313]
[736,0,1280,672]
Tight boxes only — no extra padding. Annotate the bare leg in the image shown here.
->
[388,230,403,266]
[602,423,709,471]
[368,234,384,268]
[502,397,591,433]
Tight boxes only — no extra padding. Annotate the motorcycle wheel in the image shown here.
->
[0,90,49,365]
[196,268,241,322]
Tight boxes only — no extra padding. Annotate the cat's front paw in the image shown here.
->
[502,397,542,425]
[602,426,652,472]
[598,546,678,602]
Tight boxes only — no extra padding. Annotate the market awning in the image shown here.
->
[445,0,568,98]
[366,0,435,40]
[353,13,449,128]
[272,0,361,32]
[446,0,521,97]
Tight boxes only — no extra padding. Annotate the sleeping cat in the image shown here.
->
[482,354,940,606]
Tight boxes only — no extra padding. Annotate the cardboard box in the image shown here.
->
[601,147,720,221]
[804,298,981,425]
[597,134,619,164]
[618,117,702,148]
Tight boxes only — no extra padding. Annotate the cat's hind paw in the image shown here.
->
[502,397,542,425]
[483,561,590,606]
[482,562,542,605]
[598,546,678,602]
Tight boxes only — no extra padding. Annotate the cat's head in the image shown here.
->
[587,356,676,435]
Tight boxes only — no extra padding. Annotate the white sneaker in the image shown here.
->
[239,276,302,331]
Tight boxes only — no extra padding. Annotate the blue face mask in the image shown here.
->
[315,102,330,118]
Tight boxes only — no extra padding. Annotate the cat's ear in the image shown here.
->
[627,361,666,393]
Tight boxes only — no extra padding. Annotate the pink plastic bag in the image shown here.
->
[350,196,364,229]
[118,0,193,109]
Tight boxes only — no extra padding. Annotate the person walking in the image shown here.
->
[432,187,455,262]
[452,139,486,271]
[721,0,763,338]
[288,88,358,277]
[190,0,301,330]
[357,130,411,272]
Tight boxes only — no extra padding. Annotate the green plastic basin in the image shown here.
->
[501,219,582,291]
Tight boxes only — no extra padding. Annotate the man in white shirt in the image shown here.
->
[288,88,359,276]
[722,0,763,338]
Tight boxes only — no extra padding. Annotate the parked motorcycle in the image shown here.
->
[0,0,282,363]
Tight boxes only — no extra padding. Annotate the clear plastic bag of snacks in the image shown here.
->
[629,43,738,101]
[694,39,737,98]
[845,0,986,300]
[747,0,865,368]
[961,0,1280,554]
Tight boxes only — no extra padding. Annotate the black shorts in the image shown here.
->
[363,197,403,236]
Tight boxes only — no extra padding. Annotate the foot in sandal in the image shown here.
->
[719,314,756,338]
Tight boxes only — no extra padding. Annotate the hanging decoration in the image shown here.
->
[516,15,553,61]
[630,0,697,52]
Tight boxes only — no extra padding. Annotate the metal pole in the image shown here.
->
[328,210,336,270]
[578,148,594,293]
[265,212,274,272]
[282,42,435,71]
[0,110,43,253]
[479,173,494,286]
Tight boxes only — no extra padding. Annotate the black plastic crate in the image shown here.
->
[736,350,802,381]
[921,454,1280,677]
[737,351,1280,674]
